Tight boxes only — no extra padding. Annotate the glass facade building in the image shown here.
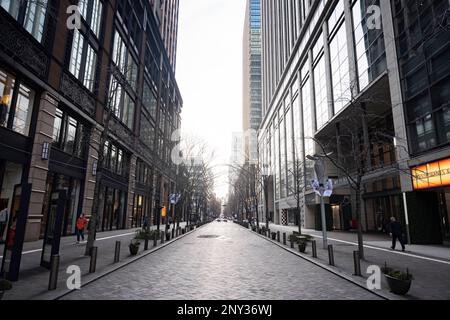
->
[258,0,450,244]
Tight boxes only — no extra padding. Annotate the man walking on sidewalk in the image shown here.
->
[389,217,406,252]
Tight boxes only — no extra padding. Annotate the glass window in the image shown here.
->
[0,69,15,128]
[52,108,63,143]
[1,0,48,42]
[12,83,34,136]
[84,45,97,91]
[142,81,157,119]
[69,30,84,79]
[64,117,77,154]
[314,55,328,129]
[113,30,138,90]
[329,21,351,114]
[23,0,48,43]
[302,78,313,156]
[109,77,134,130]
[352,0,386,91]
[51,108,86,158]
[69,30,97,92]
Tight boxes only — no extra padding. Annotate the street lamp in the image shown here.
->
[306,153,333,249]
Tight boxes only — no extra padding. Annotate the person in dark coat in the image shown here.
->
[389,217,406,252]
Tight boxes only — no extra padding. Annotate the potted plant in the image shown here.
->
[382,263,413,295]
[298,239,307,253]
[129,238,141,256]
[0,279,12,300]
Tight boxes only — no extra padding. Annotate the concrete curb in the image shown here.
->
[53,223,210,300]
[241,225,404,301]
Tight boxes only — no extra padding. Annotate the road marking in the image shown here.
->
[308,234,450,266]
[0,231,137,259]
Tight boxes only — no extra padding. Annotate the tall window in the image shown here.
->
[103,141,127,176]
[52,107,87,158]
[352,0,386,91]
[109,77,135,130]
[79,0,103,38]
[142,80,157,120]
[69,30,97,92]
[112,30,138,89]
[0,69,34,136]
[140,113,155,150]
[280,112,286,199]
[1,0,48,42]
[314,54,328,130]
[301,60,313,157]
[286,106,294,195]
[329,20,351,113]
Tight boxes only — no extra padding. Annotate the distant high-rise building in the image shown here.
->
[150,0,180,71]
[242,0,262,161]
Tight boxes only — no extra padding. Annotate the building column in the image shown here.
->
[126,154,137,229]
[25,92,58,242]
[82,127,100,219]
[380,0,412,192]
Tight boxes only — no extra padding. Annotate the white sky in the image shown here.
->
[177,0,247,200]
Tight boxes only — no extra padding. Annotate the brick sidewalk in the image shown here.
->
[256,223,450,300]
[1,222,188,300]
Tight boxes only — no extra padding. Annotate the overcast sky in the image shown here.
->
[177,0,247,200]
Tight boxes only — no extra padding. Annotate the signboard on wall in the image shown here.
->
[412,158,450,190]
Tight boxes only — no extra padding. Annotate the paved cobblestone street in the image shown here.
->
[62,222,381,300]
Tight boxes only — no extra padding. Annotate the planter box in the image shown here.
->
[385,275,412,295]
[129,244,140,256]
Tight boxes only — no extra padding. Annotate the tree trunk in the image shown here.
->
[355,185,365,259]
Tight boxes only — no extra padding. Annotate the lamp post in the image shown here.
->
[262,165,270,231]
[307,153,333,250]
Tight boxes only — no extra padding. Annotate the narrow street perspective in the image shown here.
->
[61,222,381,300]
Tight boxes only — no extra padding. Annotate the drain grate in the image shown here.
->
[197,235,221,239]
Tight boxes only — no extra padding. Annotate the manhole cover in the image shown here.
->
[197,235,220,239]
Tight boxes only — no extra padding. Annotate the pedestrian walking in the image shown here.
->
[389,217,406,252]
[75,213,88,244]
[7,215,17,250]
[143,215,149,231]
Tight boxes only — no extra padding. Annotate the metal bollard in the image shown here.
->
[311,240,317,258]
[161,231,165,244]
[353,251,362,276]
[277,231,280,242]
[267,229,270,238]
[172,228,175,239]
[153,235,158,247]
[89,246,98,273]
[283,233,287,245]
[48,254,60,291]
[328,245,335,266]
[114,241,121,262]
[144,238,149,251]
[290,238,294,249]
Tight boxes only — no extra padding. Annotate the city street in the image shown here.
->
[61,222,381,300]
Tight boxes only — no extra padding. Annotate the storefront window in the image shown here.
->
[0,69,34,137]
[0,162,23,242]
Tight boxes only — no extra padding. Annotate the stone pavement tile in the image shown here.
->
[2,223,187,300]
[258,223,450,300]
[62,222,380,300]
